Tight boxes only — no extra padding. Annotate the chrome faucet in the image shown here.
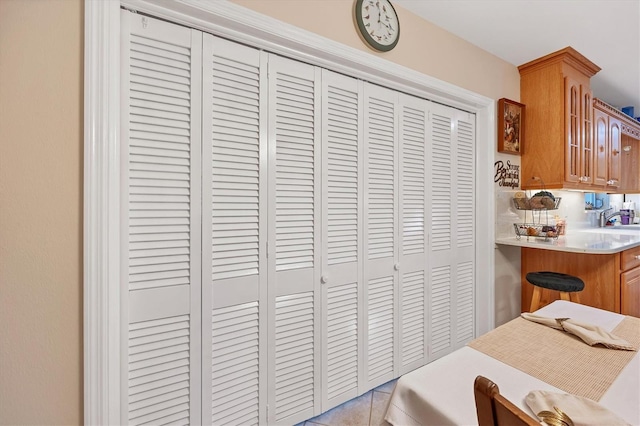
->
[599,208,622,227]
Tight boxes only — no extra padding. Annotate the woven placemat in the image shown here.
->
[468,316,640,401]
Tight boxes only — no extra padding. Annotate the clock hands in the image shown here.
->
[358,0,398,48]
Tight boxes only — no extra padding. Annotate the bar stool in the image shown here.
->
[526,271,584,312]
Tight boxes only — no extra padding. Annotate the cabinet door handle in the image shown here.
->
[320,275,329,284]
[394,263,400,271]
[612,149,620,156]
[607,180,618,185]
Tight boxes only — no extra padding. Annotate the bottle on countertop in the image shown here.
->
[554,215,566,235]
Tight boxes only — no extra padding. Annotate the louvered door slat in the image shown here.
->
[274,68,316,272]
[401,270,424,366]
[127,315,191,425]
[367,276,394,381]
[397,96,428,373]
[326,282,358,400]
[274,292,315,420]
[268,55,320,425]
[431,113,453,252]
[426,105,477,360]
[127,26,194,292]
[401,106,426,256]
[456,261,474,344]
[430,265,451,358]
[211,302,259,426]
[367,95,396,260]
[456,120,475,247]
[202,34,266,426]
[209,48,261,282]
[363,83,398,391]
[122,11,201,425]
[320,70,362,412]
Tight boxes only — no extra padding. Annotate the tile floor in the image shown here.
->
[298,379,397,426]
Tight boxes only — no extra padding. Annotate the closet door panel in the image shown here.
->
[398,94,428,373]
[201,35,267,426]
[267,55,321,425]
[427,104,476,361]
[363,83,398,390]
[320,70,363,410]
[453,115,476,346]
[121,11,202,425]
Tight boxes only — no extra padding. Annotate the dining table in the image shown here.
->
[384,300,640,425]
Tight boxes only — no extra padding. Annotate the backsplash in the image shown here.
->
[496,190,595,238]
[496,190,640,238]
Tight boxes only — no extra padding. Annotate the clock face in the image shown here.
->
[355,0,400,51]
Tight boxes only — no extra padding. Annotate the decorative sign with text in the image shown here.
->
[494,160,520,188]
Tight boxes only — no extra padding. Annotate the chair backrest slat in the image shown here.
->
[474,376,540,426]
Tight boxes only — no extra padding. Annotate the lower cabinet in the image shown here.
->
[521,246,640,317]
[620,245,640,317]
[621,267,640,317]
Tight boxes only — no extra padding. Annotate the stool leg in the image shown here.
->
[529,286,542,312]
[569,292,581,304]
[560,292,570,301]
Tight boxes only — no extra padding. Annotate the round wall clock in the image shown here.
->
[354,0,400,52]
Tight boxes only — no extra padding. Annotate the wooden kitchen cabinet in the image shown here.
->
[620,136,640,192]
[594,98,640,193]
[521,248,619,313]
[621,245,640,316]
[593,100,622,190]
[621,267,640,317]
[593,108,609,186]
[521,245,640,317]
[518,47,601,190]
[608,116,622,189]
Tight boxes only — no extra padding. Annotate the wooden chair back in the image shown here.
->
[474,376,540,426]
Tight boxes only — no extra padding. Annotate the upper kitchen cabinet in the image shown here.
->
[593,98,640,193]
[593,99,621,189]
[518,47,601,190]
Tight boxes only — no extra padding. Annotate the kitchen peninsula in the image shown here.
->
[496,228,640,317]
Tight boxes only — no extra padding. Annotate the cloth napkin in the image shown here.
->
[520,313,636,351]
[525,390,630,426]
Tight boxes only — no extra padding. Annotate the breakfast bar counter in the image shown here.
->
[495,227,640,254]
[496,227,640,316]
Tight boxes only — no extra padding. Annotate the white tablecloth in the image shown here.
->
[384,301,640,425]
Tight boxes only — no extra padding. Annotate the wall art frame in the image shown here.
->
[497,98,524,155]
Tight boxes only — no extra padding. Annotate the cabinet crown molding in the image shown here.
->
[518,46,601,78]
[594,98,640,139]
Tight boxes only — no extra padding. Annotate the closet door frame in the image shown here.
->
[85,1,496,423]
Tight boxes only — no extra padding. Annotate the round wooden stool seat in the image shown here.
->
[525,271,584,312]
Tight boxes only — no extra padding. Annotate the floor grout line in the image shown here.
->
[301,380,397,426]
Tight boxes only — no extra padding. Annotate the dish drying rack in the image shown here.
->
[512,179,562,241]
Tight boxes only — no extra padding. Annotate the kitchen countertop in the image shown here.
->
[495,226,640,254]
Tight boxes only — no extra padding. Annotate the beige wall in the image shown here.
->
[0,0,518,423]
[232,0,519,102]
[0,0,83,424]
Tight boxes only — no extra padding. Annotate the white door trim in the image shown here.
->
[84,0,496,423]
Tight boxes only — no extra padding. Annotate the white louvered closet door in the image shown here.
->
[397,94,429,374]
[362,83,399,391]
[121,12,202,425]
[201,35,268,426]
[267,55,321,425]
[320,70,364,411]
[427,103,476,362]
